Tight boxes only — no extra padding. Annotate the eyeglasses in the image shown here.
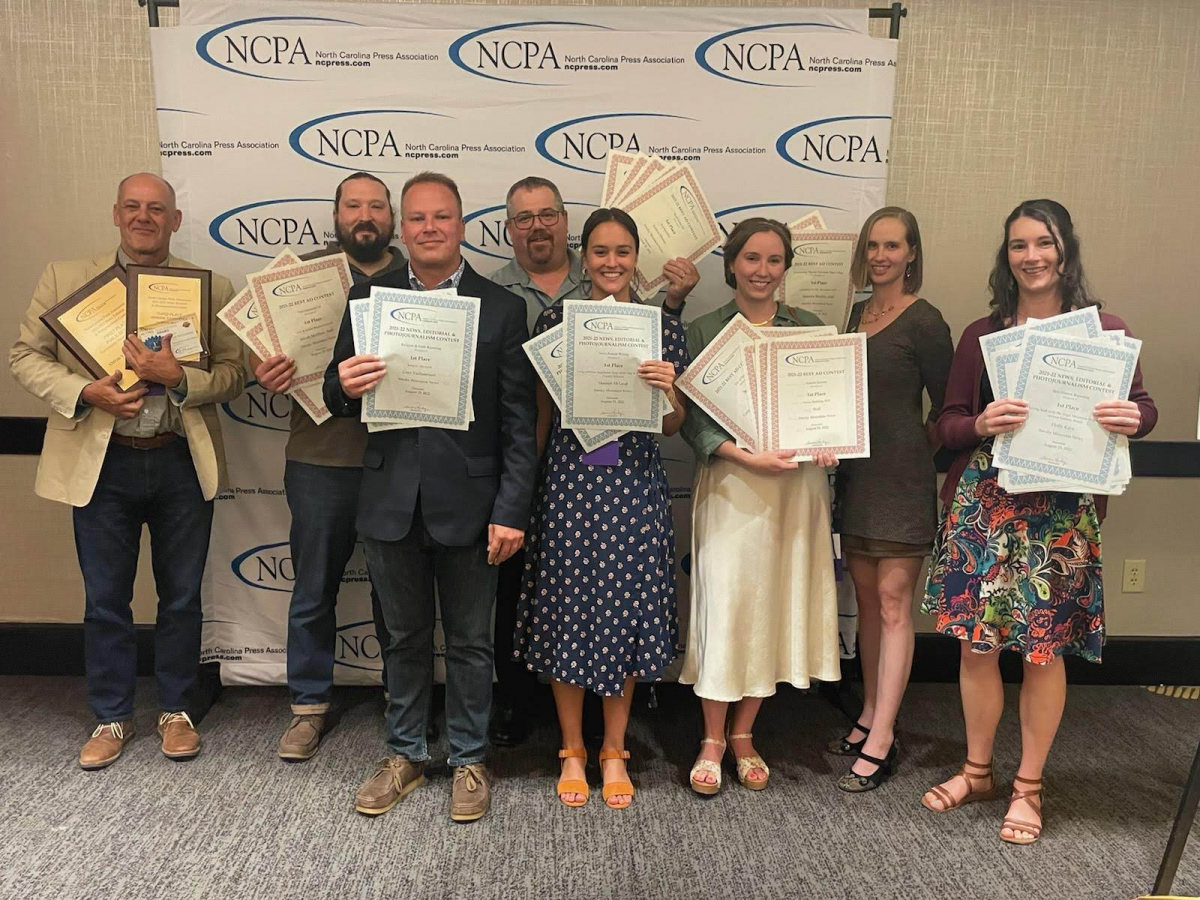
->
[509,208,562,230]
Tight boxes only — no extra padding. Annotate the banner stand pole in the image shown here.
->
[141,0,907,36]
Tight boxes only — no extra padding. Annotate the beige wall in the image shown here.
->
[2,0,1198,630]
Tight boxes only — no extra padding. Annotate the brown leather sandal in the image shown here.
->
[599,749,633,810]
[556,748,589,808]
[920,757,1000,812]
[1000,775,1044,845]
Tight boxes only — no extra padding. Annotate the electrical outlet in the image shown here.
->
[1123,559,1147,593]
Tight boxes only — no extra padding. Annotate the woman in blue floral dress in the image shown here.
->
[514,208,689,810]
[919,200,1157,845]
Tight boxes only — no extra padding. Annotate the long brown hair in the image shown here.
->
[988,199,1099,325]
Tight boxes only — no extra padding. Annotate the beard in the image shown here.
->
[336,220,392,264]
[523,229,556,265]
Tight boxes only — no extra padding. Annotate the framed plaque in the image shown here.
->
[125,265,212,371]
[39,264,142,392]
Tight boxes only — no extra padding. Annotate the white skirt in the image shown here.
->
[680,457,840,701]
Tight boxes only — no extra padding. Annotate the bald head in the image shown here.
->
[113,172,182,265]
[117,172,176,206]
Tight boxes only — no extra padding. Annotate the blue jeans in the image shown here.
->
[364,506,497,766]
[284,460,389,713]
[72,440,213,722]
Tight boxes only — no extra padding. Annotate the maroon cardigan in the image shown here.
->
[937,312,1157,522]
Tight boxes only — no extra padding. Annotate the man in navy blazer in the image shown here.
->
[323,172,536,822]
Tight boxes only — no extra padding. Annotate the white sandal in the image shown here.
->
[689,737,725,795]
[727,732,770,790]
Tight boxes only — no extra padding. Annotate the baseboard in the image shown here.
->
[1,624,1195,686]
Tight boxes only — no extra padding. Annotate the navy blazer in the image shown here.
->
[323,260,537,546]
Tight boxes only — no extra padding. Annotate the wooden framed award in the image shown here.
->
[125,265,213,371]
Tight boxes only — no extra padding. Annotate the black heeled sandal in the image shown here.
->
[826,720,870,757]
[836,742,898,794]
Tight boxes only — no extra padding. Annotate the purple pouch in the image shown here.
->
[581,441,620,466]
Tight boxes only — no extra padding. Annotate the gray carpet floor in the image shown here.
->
[0,677,1197,900]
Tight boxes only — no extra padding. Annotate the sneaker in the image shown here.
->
[157,711,201,760]
[79,721,134,770]
[278,714,325,761]
[354,756,426,816]
[450,763,491,823]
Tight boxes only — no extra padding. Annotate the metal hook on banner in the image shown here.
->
[869,3,908,40]
[141,0,179,28]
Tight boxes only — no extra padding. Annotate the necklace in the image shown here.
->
[860,301,896,324]
[749,315,774,326]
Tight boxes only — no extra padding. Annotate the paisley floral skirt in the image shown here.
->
[921,441,1104,664]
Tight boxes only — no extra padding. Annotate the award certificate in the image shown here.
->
[620,165,721,295]
[980,306,1101,395]
[251,255,353,391]
[562,299,662,432]
[364,288,480,431]
[217,249,300,355]
[523,324,625,452]
[765,333,869,461]
[775,231,857,332]
[39,265,141,391]
[676,315,760,451]
[994,332,1139,487]
[126,265,211,367]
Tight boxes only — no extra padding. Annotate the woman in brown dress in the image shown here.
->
[830,207,953,792]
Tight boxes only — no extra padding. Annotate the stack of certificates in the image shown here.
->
[349,286,480,432]
[218,249,352,424]
[772,212,858,333]
[600,152,722,296]
[677,314,871,461]
[980,307,1140,495]
[523,299,666,452]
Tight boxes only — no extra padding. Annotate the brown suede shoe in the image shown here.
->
[354,756,426,816]
[79,721,134,770]
[157,711,201,759]
[450,763,491,823]
[278,714,325,761]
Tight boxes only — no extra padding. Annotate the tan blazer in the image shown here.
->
[9,250,245,507]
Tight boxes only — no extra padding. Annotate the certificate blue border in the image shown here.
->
[523,323,625,448]
[364,288,478,428]
[995,333,1137,486]
[562,300,663,430]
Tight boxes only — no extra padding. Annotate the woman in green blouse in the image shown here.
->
[679,218,840,795]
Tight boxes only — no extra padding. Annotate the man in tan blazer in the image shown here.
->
[9,172,244,769]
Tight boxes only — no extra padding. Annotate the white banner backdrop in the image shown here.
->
[152,3,893,686]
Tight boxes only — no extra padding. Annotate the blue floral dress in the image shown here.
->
[513,304,689,696]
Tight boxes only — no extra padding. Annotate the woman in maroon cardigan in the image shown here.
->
[918,200,1156,845]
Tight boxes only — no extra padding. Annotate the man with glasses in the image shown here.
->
[485,175,699,746]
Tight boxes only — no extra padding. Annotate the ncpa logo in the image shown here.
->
[449,21,612,85]
[196,16,358,81]
[334,620,383,672]
[535,112,695,175]
[776,115,891,179]
[695,22,852,87]
[221,380,292,432]
[231,540,294,592]
[209,198,330,259]
[289,109,453,173]
[462,200,595,260]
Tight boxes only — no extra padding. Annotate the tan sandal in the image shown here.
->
[689,737,724,795]
[921,757,1000,812]
[599,749,633,810]
[727,732,769,790]
[556,748,588,808]
[1000,775,1044,845]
